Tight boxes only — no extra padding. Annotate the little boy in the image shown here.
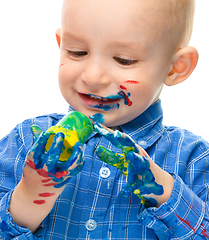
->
[0,0,208,239]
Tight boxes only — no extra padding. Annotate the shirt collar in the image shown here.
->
[120,100,164,150]
[68,100,164,150]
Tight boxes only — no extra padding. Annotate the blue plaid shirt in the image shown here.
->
[1,100,209,239]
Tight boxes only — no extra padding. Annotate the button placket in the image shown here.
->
[99,167,111,179]
[85,219,97,231]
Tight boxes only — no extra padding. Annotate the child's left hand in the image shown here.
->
[94,123,174,208]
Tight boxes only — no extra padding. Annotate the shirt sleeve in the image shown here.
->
[0,123,48,239]
[137,174,209,239]
[137,135,209,239]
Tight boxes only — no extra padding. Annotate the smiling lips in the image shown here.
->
[79,91,132,110]
[79,93,121,106]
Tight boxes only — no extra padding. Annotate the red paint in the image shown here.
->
[175,214,195,233]
[37,169,50,178]
[27,160,49,178]
[33,200,46,205]
[59,64,64,68]
[39,192,55,197]
[120,85,127,90]
[124,80,139,84]
[26,159,36,170]
[123,92,132,106]
[202,228,209,237]
[200,224,209,237]
[43,183,58,187]
[42,178,51,183]
[54,170,68,179]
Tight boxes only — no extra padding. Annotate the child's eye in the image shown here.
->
[67,50,88,57]
[113,56,138,66]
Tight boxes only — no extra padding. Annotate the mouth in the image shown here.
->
[78,90,132,111]
[78,92,121,111]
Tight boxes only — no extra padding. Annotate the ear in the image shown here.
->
[164,46,198,86]
[55,28,61,48]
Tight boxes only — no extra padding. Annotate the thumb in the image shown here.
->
[31,125,43,143]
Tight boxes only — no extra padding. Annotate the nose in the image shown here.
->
[81,56,111,87]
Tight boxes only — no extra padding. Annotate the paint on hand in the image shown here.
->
[26,111,93,190]
[89,113,105,124]
[39,192,55,197]
[46,111,93,161]
[95,123,164,207]
[33,200,46,205]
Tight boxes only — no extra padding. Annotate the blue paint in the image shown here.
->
[28,125,85,189]
[89,103,120,111]
[94,123,164,207]
[87,90,132,108]
[89,113,105,124]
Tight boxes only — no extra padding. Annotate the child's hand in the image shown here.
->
[9,125,84,232]
[23,125,84,201]
[94,123,174,208]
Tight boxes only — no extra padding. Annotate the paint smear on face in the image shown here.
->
[89,103,120,111]
[120,85,127,90]
[89,113,105,124]
[87,90,132,109]
[59,64,64,68]
[118,91,132,106]
[124,80,139,84]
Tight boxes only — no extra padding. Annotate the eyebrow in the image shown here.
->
[62,31,86,42]
[111,40,148,52]
[62,31,148,53]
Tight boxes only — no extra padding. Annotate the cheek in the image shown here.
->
[58,65,74,87]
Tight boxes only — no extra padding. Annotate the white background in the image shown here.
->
[0,1,209,140]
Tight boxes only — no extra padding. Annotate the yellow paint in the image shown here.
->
[45,125,79,161]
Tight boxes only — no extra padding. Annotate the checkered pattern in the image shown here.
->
[1,100,209,239]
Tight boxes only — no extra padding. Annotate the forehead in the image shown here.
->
[62,0,169,49]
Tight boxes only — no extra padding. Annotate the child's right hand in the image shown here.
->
[23,125,84,200]
[9,125,84,232]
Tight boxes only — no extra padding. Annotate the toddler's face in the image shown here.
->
[58,0,172,126]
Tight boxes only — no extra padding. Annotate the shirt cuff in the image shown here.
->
[0,190,46,239]
[137,174,205,239]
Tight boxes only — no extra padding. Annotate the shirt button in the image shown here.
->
[85,219,97,231]
[99,167,111,178]
[138,140,147,146]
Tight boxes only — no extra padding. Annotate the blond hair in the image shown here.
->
[157,0,196,53]
[62,0,196,54]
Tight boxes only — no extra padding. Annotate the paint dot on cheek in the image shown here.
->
[124,80,139,84]
[33,200,46,205]
[120,85,127,90]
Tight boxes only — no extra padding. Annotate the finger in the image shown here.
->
[96,145,128,176]
[31,125,43,143]
[29,131,50,167]
[94,123,139,153]
[45,132,64,174]
[59,142,84,174]
[127,151,150,175]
